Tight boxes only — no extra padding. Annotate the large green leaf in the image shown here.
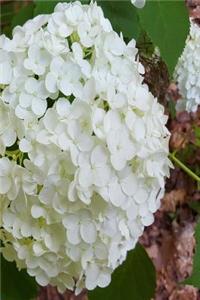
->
[11,3,35,29]
[138,0,189,76]
[34,1,60,15]
[33,0,89,16]
[1,255,38,300]
[99,1,140,40]
[184,221,200,288]
[1,2,15,27]
[89,243,156,300]
[1,2,33,36]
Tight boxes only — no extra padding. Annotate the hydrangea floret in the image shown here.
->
[175,20,200,113]
[0,1,170,294]
[131,0,146,9]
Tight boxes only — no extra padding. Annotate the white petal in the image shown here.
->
[58,133,70,150]
[109,181,126,207]
[67,245,80,262]
[80,222,97,244]
[134,188,148,204]
[134,119,145,141]
[97,272,111,288]
[67,227,81,245]
[15,105,31,120]
[94,243,108,260]
[19,139,32,153]
[78,134,94,152]
[92,108,105,139]
[0,61,12,84]
[33,242,45,256]
[2,211,14,227]
[139,203,149,217]
[0,177,11,194]
[121,174,138,196]
[19,93,32,108]
[31,205,45,218]
[58,24,72,37]
[111,153,126,171]
[45,72,57,93]
[131,0,145,8]
[93,166,111,187]
[85,264,99,290]
[59,79,72,96]
[126,202,138,220]
[119,219,129,239]
[82,78,96,101]
[78,167,93,188]
[36,272,49,286]
[2,129,16,147]
[63,214,79,229]
[25,77,38,94]
[21,223,32,237]
[31,97,47,116]
[141,213,154,226]
[68,181,79,202]
[56,98,70,117]
[91,145,107,166]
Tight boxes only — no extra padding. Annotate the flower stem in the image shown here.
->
[169,152,200,184]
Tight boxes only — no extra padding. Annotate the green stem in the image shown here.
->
[169,152,200,183]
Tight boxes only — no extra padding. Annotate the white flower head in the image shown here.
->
[0,1,170,294]
[175,19,200,113]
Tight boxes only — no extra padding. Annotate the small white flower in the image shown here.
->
[63,210,97,245]
[0,98,24,154]
[77,145,112,189]
[45,56,83,97]
[107,125,136,171]
[0,158,20,200]
[24,44,51,75]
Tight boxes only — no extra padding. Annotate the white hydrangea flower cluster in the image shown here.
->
[0,1,170,294]
[175,20,200,113]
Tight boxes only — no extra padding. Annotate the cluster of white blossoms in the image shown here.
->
[175,20,200,113]
[0,1,171,294]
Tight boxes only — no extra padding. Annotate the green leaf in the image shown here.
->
[1,255,38,300]
[1,2,26,36]
[11,3,35,29]
[138,0,189,76]
[88,243,156,300]
[1,2,15,25]
[34,1,60,15]
[98,1,140,40]
[33,0,89,16]
[189,201,200,214]
[184,221,200,287]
